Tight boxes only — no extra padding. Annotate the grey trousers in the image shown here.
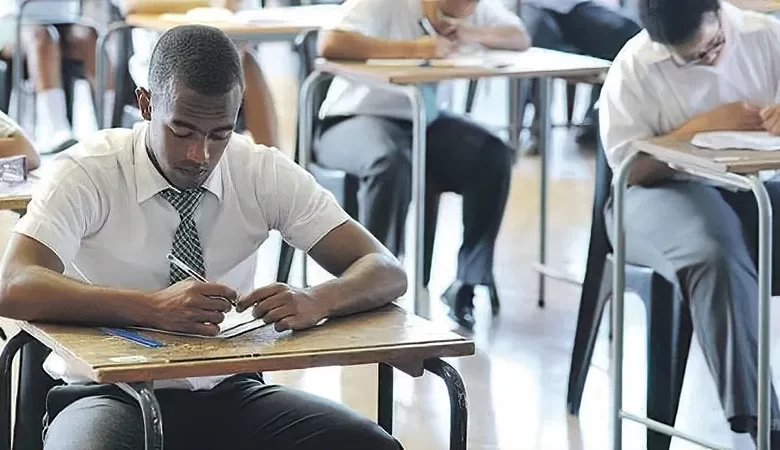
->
[42,374,401,450]
[314,113,514,287]
[605,180,780,432]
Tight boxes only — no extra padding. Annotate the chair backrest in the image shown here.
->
[292,28,333,163]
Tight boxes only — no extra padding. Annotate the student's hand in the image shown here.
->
[415,36,457,59]
[235,283,327,332]
[452,23,481,45]
[147,280,236,336]
[703,101,763,132]
[760,105,780,135]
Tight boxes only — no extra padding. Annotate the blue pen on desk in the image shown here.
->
[99,327,165,348]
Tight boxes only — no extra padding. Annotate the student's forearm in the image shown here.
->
[319,30,426,60]
[308,253,407,318]
[0,136,40,171]
[0,265,151,325]
[471,26,531,51]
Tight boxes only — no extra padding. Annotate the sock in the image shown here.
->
[35,89,72,149]
[103,90,116,128]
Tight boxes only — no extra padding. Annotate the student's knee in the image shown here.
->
[44,396,143,450]
[685,238,745,282]
[366,146,411,180]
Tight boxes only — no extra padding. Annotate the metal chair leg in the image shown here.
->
[424,358,467,450]
[0,331,33,450]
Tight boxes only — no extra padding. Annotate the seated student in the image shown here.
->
[316,0,529,329]
[0,109,40,171]
[122,0,279,147]
[519,0,640,146]
[600,0,780,443]
[0,0,116,154]
[0,25,406,450]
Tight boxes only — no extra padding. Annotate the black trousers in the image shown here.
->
[43,374,401,450]
[314,113,514,287]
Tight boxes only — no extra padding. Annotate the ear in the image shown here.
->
[136,87,152,120]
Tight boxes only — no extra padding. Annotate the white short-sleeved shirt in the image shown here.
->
[600,3,780,172]
[0,110,20,138]
[319,0,524,121]
[14,122,350,390]
[521,0,589,14]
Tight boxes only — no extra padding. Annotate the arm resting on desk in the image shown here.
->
[319,30,431,60]
[0,235,149,325]
[0,135,40,171]
[307,220,407,318]
[458,24,531,51]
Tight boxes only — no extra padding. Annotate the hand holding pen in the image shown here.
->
[166,253,238,307]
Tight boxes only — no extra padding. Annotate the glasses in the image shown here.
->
[669,15,725,68]
[0,155,27,185]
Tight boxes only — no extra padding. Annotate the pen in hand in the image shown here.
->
[165,253,237,307]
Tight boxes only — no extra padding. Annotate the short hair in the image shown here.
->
[639,0,721,45]
[148,25,244,100]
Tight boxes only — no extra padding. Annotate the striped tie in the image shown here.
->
[159,188,206,285]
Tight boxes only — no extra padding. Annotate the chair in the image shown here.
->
[278,29,440,287]
[565,139,694,450]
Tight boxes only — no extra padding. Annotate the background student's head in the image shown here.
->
[640,0,724,66]
[424,0,480,34]
[137,25,244,190]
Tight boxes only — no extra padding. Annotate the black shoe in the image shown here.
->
[441,281,475,330]
[575,123,598,147]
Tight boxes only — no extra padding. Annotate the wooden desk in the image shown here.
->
[0,176,37,213]
[730,0,780,12]
[301,48,611,315]
[609,139,780,450]
[96,4,341,129]
[1,305,474,450]
[125,5,340,38]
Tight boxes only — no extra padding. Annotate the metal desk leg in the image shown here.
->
[377,363,393,434]
[424,358,467,450]
[96,22,134,130]
[403,86,427,317]
[536,77,552,308]
[611,151,637,450]
[117,382,163,450]
[507,78,521,150]
[12,1,36,122]
[0,331,33,450]
[747,175,773,450]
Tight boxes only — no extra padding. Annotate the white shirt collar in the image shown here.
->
[133,122,224,204]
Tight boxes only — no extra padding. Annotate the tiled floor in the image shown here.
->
[3,39,780,450]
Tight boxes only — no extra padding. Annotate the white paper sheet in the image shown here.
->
[691,131,780,151]
[132,309,266,339]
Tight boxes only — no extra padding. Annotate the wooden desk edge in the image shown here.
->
[633,138,780,174]
[19,321,98,383]
[316,60,609,85]
[0,196,31,211]
[124,14,317,34]
[91,340,475,384]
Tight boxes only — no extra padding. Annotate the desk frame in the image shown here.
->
[610,151,772,450]
[0,330,468,450]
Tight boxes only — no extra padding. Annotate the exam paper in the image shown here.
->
[691,131,780,151]
[133,309,266,339]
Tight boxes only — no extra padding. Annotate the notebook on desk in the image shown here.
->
[133,309,267,339]
[365,55,511,69]
[691,131,780,151]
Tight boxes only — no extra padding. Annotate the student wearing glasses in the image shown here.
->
[600,0,780,443]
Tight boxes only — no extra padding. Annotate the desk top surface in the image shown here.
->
[730,0,780,12]
[126,5,340,35]
[635,136,780,174]
[318,48,611,84]
[0,176,38,211]
[20,304,474,384]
